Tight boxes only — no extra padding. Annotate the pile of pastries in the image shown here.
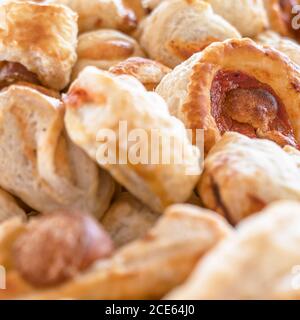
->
[1,0,300,300]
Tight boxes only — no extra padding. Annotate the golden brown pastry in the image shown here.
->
[0,188,26,223]
[167,201,300,300]
[0,1,78,90]
[101,192,160,247]
[156,38,300,152]
[123,0,146,21]
[0,204,231,299]
[64,67,201,213]
[50,0,137,33]
[72,29,145,80]
[264,0,300,41]
[0,84,115,218]
[198,132,300,224]
[109,57,171,90]
[139,0,241,68]
[256,30,300,66]
[204,0,269,37]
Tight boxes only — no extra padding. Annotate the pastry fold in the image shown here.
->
[205,0,268,37]
[0,85,114,218]
[0,189,26,223]
[156,38,300,152]
[256,30,300,66]
[0,1,78,90]
[139,0,241,68]
[167,201,300,300]
[72,29,145,80]
[198,132,300,224]
[64,67,201,213]
[0,205,231,299]
[109,57,171,91]
[101,192,160,248]
[51,0,137,33]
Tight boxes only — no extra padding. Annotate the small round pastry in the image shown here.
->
[198,132,300,225]
[64,67,201,213]
[72,29,145,80]
[13,210,114,287]
[167,201,300,300]
[264,0,300,41]
[0,84,115,218]
[139,0,241,68]
[101,192,160,247]
[109,57,171,90]
[256,30,300,66]
[204,0,269,37]
[50,0,137,33]
[156,38,300,152]
[0,1,78,90]
[0,204,231,299]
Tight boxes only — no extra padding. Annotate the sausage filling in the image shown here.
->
[0,61,40,89]
[211,70,298,148]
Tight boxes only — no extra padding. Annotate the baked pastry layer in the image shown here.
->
[167,201,300,299]
[72,29,145,80]
[0,84,114,218]
[156,38,300,152]
[139,0,241,68]
[64,67,200,212]
[0,204,231,299]
[109,57,171,90]
[0,1,78,90]
[198,132,300,224]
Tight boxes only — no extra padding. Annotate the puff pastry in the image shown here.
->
[123,0,146,21]
[139,0,241,68]
[167,201,300,300]
[72,29,145,80]
[0,84,115,218]
[64,67,201,213]
[256,30,300,66]
[109,57,171,91]
[101,192,160,248]
[156,38,300,152]
[0,188,26,223]
[264,0,300,41]
[0,204,231,299]
[50,0,137,33]
[204,0,268,37]
[198,132,300,224]
[0,1,78,90]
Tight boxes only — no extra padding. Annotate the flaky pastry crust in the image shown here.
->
[198,132,300,224]
[139,0,241,68]
[109,57,171,90]
[72,29,145,80]
[0,1,78,90]
[0,84,115,218]
[167,201,300,300]
[50,0,137,33]
[0,204,231,299]
[101,192,160,248]
[256,30,300,66]
[156,38,300,152]
[64,67,201,213]
[204,0,268,37]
